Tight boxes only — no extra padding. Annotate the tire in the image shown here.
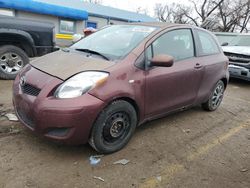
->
[0,45,29,80]
[89,100,137,154]
[202,80,225,111]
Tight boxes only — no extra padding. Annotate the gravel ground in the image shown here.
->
[0,78,249,188]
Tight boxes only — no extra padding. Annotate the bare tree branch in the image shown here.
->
[154,0,250,32]
[190,0,202,18]
[206,0,224,18]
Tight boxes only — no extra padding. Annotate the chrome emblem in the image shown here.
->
[20,76,26,86]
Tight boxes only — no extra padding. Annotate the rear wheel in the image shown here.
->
[89,100,137,154]
[0,45,29,80]
[202,80,225,111]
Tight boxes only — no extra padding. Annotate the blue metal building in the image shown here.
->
[0,0,156,37]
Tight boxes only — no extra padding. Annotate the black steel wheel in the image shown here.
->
[89,100,137,153]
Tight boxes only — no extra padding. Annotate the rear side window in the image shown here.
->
[151,29,194,61]
[197,30,220,56]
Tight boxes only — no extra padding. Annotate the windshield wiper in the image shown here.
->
[75,48,110,61]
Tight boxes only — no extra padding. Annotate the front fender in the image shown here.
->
[0,28,36,56]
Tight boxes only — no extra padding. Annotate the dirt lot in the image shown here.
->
[0,78,249,188]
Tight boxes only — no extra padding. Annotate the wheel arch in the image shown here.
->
[221,77,228,89]
[105,97,140,124]
[0,29,36,57]
[87,95,141,143]
[116,97,140,120]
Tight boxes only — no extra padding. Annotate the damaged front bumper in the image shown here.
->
[229,64,250,81]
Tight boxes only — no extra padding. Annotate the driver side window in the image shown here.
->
[147,29,194,62]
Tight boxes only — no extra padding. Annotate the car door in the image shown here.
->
[193,29,228,104]
[144,28,204,117]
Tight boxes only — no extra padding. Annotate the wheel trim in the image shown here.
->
[102,112,130,144]
[0,52,24,74]
[211,83,224,108]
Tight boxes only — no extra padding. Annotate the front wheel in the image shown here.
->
[202,80,225,111]
[89,100,137,154]
[0,45,29,80]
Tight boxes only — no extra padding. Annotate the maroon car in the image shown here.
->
[13,23,229,153]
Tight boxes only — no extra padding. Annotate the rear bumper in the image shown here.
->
[13,68,105,145]
[229,64,250,81]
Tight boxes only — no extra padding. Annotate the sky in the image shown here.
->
[101,0,190,17]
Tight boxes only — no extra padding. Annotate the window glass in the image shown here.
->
[145,45,153,66]
[197,30,220,55]
[151,29,194,61]
[0,8,14,17]
[60,20,75,34]
[72,25,157,60]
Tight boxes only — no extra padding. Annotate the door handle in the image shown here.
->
[194,63,202,69]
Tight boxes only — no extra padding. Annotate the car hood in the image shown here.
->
[30,50,116,80]
[222,46,250,55]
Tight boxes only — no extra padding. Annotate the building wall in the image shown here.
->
[85,15,108,29]
[0,8,15,16]
[1,9,134,47]
[16,11,60,32]
[109,19,129,25]
[15,11,83,46]
[76,20,85,34]
[84,16,130,29]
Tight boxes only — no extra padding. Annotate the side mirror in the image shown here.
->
[221,42,229,46]
[150,54,174,67]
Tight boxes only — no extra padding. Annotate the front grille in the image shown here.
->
[224,52,250,64]
[21,84,41,96]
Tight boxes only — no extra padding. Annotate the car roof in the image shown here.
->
[127,22,194,29]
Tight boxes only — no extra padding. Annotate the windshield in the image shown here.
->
[230,35,250,46]
[71,25,157,60]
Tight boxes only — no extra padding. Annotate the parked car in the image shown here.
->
[0,16,57,79]
[13,23,229,153]
[221,34,250,81]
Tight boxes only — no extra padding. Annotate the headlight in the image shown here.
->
[55,71,109,99]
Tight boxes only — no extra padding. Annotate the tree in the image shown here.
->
[154,3,196,25]
[236,0,250,32]
[190,0,225,23]
[136,7,149,15]
[217,0,250,32]
[154,0,250,32]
